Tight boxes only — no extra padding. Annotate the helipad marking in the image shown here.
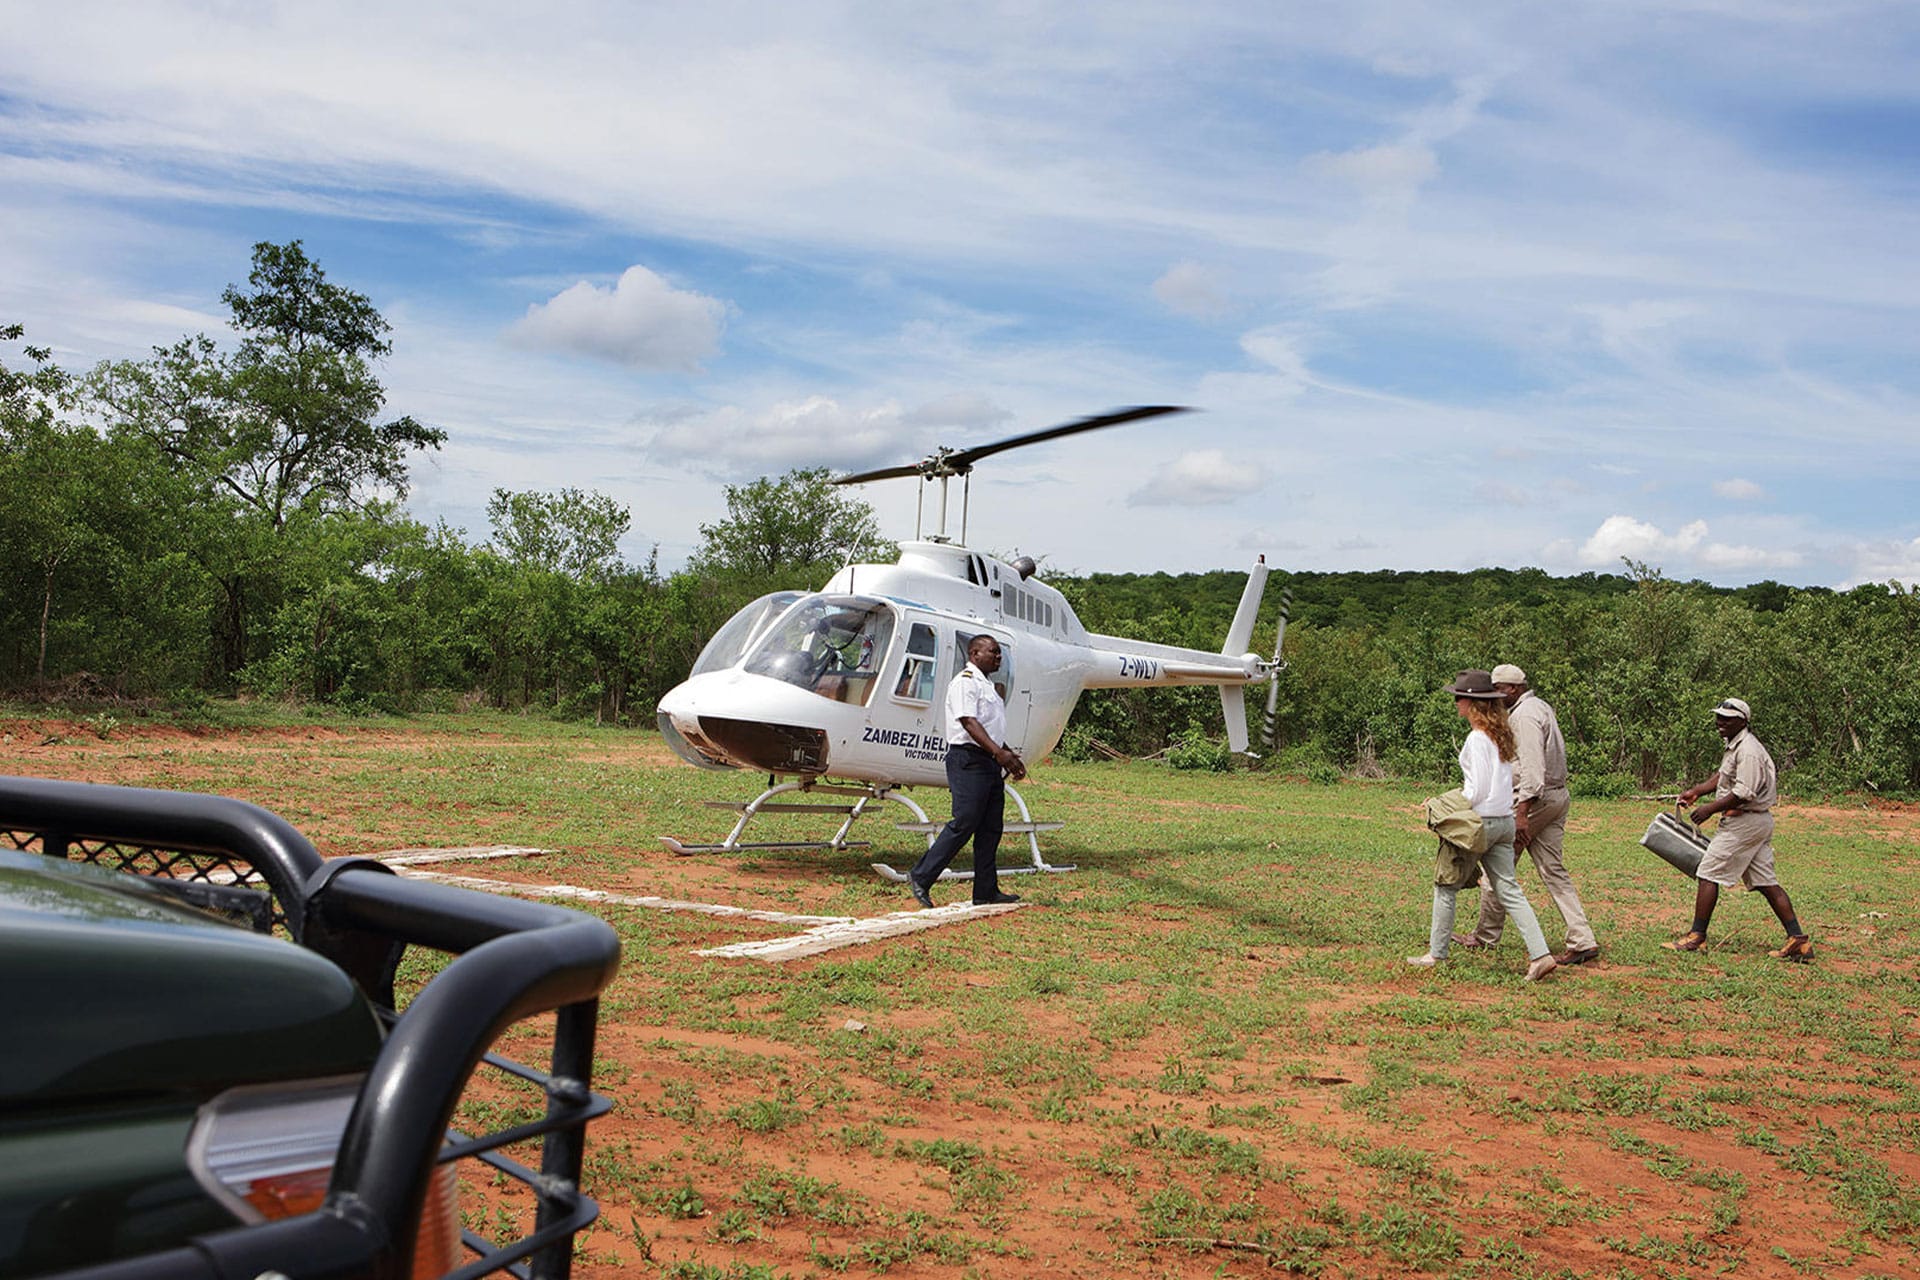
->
[395,870,855,926]
[378,846,552,867]
[695,901,1025,962]
[373,846,1021,958]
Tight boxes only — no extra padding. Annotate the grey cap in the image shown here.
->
[1490,663,1527,685]
[1713,697,1751,721]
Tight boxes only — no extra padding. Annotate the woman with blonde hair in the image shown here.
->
[1409,670,1558,981]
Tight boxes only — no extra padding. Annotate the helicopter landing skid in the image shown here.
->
[871,782,1073,880]
[659,780,932,858]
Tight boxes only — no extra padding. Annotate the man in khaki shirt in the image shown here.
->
[1663,697,1813,960]
[1456,664,1599,964]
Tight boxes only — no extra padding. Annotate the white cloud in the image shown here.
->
[1152,261,1235,321]
[1304,142,1439,202]
[1239,328,1314,382]
[510,266,726,371]
[645,396,925,479]
[1712,477,1764,500]
[1128,449,1267,506]
[1576,515,1802,572]
[1842,536,1920,589]
[1580,299,1699,366]
[1578,515,1707,564]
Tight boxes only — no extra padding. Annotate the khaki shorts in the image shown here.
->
[1696,811,1779,889]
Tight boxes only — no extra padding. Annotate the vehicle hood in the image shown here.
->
[0,850,383,1104]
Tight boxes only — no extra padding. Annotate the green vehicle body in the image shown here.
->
[0,776,617,1280]
[0,849,384,1273]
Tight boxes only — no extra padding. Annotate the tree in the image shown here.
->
[485,488,631,581]
[688,468,893,582]
[1,323,69,423]
[89,240,445,529]
[84,242,445,680]
[1,328,81,680]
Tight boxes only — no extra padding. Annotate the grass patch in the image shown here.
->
[20,717,1920,1279]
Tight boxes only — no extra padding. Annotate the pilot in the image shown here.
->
[907,634,1025,908]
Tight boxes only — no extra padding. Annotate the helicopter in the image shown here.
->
[654,406,1289,883]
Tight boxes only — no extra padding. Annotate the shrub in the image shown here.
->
[1167,732,1233,772]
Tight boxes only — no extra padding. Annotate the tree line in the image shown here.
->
[5,244,1916,794]
[1060,563,1920,794]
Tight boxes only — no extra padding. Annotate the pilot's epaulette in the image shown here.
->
[960,669,976,678]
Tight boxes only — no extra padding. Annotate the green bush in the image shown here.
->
[1167,732,1233,772]
[1051,726,1102,763]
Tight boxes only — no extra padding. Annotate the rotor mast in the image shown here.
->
[832,406,1191,545]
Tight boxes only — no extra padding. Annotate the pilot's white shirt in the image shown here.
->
[944,661,1006,747]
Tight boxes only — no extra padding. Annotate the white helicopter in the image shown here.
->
[655,406,1289,883]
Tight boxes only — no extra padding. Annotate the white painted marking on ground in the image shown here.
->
[375,846,552,866]
[695,901,1025,962]
[377,846,1022,958]
[394,869,856,926]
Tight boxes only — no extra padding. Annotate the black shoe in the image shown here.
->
[909,878,934,908]
[974,891,1021,906]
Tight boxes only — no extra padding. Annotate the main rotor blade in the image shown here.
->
[831,461,925,486]
[947,405,1188,470]
[829,404,1191,486]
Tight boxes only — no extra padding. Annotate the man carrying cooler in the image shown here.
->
[1664,697,1813,960]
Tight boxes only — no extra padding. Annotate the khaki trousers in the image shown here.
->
[1469,787,1596,951]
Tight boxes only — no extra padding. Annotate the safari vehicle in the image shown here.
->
[0,774,621,1280]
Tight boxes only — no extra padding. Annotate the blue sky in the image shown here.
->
[3,1,1917,586]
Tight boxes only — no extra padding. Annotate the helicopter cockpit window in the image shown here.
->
[691,591,805,677]
[744,596,896,706]
[893,623,937,703]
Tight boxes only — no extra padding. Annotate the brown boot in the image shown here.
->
[1769,934,1814,962]
[1662,931,1706,953]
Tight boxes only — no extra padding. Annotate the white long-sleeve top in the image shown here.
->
[1458,728,1515,818]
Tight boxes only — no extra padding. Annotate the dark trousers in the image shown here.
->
[910,745,1005,901]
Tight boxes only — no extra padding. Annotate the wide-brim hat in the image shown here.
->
[1444,669,1503,700]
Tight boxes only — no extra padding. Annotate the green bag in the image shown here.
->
[1425,789,1488,889]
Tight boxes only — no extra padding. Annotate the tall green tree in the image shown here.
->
[85,242,443,679]
[688,467,893,584]
[1,327,80,681]
[485,488,631,581]
[92,241,444,528]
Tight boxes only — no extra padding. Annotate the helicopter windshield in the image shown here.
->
[691,591,805,677]
[742,595,896,706]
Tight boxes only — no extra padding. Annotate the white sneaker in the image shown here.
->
[1406,954,1438,968]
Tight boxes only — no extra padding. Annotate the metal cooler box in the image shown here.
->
[1641,807,1709,877]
